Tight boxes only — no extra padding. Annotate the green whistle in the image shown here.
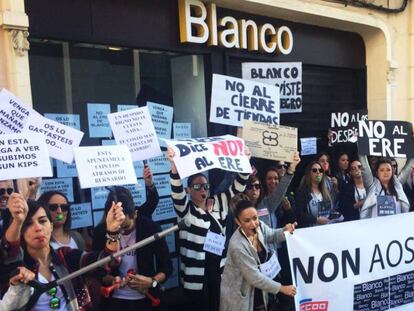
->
[57,213,64,221]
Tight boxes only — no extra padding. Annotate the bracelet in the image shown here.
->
[105,232,121,243]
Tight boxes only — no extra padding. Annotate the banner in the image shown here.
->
[73,145,137,189]
[331,110,368,145]
[358,120,413,158]
[0,89,35,134]
[285,213,414,311]
[241,62,302,113]
[242,120,297,162]
[210,74,280,127]
[107,106,162,161]
[164,135,252,179]
[0,132,53,180]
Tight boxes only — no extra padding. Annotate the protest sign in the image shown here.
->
[93,210,104,227]
[147,154,170,174]
[71,203,93,229]
[152,197,176,222]
[242,62,302,113]
[87,103,112,137]
[91,187,109,210]
[0,132,52,180]
[107,106,162,161]
[0,89,35,134]
[173,122,192,139]
[39,178,74,202]
[286,213,414,311]
[242,120,297,162]
[164,135,252,179]
[73,145,137,189]
[331,110,368,145]
[44,113,81,130]
[153,174,171,197]
[358,120,413,158]
[300,137,317,156]
[147,101,173,139]
[56,160,78,178]
[24,111,84,164]
[117,104,138,112]
[123,183,147,206]
[210,74,280,127]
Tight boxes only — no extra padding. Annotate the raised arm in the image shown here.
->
[397,158,414,185]
[358,154,374,190]
[139,165,159,217]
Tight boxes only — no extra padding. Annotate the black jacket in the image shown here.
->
[337,179,361,221]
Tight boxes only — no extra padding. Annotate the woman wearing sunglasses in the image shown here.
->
[295,161,340,227]
[38,191,85,251]
[167,146,249,311]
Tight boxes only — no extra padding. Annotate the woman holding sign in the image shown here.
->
[167,146,249,311]
[359,156,414,218]
[220,197,296,311]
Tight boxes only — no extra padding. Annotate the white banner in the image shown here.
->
[73,145,138,189]
[164,135,252,178]
[107,106,162,161]
[0,133,52,180]
[210,74,280,127]
[285,213,414,311]
[242,62,302,113]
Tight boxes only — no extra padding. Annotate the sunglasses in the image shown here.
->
[246,183,261,190]
[48,203,70,212]
[351,165,362,170]
[311,168,324,174]
[0,188,13,196]
[191,183,210,191]
[47,287,61,309]
[276,164,288,169]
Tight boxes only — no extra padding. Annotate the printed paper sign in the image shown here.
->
[147,154,170,174]
[358,120,413,158]
[286,213,414,311]
[24,111,84,163]
[44,113,81,130]
[210,74,280,127]
[164,135,252,179]
[56,160,78,178]
[87,103,112,138]
[117,104,138,112]
[133,161,145,178]
[147,101,173,139]
[101,139,116,146]
[0,132,53,180]
[153,197,176,221]
[39,178,74,202]
[0,88,35,134]
[153,174,171,197]
[173,122,191,139]
[300,137,317,156]
[242,62,302,113]
[91,187,109,210]
[123,182,147,207]
[160,223,176,253]
[73,145,138,189]
[71,203,93,229]
[242,120,297,162]
[330,110,368,145]
[107,106,162,161]
[93,210,105,227]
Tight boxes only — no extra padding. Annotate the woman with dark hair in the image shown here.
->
[37,191,85,251]
[334,152,350,190]
[359,156,414,218]
[220,197,296,311]
[295,161,340,228]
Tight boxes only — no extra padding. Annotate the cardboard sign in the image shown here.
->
[330,110,368,145]
[173,122,192,139]
[24,111,84,164]
[0,89,35,134]
[107,106,162,161]
[152,197,176,222]
[242,62,302,113]
[300,137,317,156]
[71,203,93,229]
[164,135,252,179]
[210,74,280,127]
[0,133,53,180]
[87,103,112,138]
[242,120,297,162]
[285,213,414,311]
[44,113,81,130]
[39,178,74,202]
[73,145,138,189]
[358,120,413,158]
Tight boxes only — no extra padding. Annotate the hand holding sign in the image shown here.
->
[287,151,301,174]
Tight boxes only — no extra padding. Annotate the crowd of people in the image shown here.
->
[0,138,414,311]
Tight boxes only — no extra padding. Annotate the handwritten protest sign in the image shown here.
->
[87,103,112,137]
[71,203,93,229]
[0,133,53,180]
[107,106,162,161]
[147,102,173,139]
[242,120,297,162]
[74,145,137,189]
[44,113,81,130]
[39,178,74,202]
[300,137,317,156]
[358,120,413,158]
[164,135,252,178]
[330,110,367,145]
[0,89,35,134]
[242,62,302,113]
[24,111,84,164]
[210,74,280,127]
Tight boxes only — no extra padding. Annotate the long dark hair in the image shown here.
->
[375,158,398,200]
[233,196,256,219]
[262,167,279,196]
[21,200,52,246]
[299,161,331,202]
[37,190,71,234]
[104,186,136,219]
[244,175,264,206]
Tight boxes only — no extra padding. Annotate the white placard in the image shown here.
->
[73,145,138,189]
[0,133,52,180]
[0,89,35,134]
[24,111,84,164]
[300,137,317,156]
[210,74,280,127]
[107,106,162,161]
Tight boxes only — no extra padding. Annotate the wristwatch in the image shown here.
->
[152,278,158,288]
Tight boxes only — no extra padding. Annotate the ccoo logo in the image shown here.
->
[300,298,329,311]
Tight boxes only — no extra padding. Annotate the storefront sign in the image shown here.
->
[286,213,414,311]
[178,0,293,55]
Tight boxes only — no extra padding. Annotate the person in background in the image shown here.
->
[334,152,350,191]
[220,198,296,311]
[0,180,14,235]
[316,152,339,204]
